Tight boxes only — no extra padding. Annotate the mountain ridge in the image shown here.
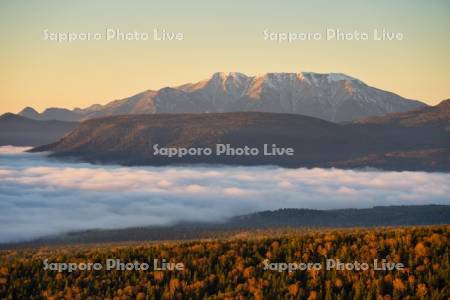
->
[2,205,448,247]
[31,101,450,171]
[18,72,426,122]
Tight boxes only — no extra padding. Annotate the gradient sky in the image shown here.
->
[0,0,449,114]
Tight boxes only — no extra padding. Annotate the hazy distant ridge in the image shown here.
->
[4,205,448,247]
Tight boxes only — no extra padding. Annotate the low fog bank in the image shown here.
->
[0,146,449,243]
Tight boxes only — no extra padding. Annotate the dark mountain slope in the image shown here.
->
[31,100,449,171]
[357,98,450,128]
[0,113,78,146]
[332,99,450,170]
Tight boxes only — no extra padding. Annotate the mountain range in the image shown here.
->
[31,99,450,171]
[18,72,425,123]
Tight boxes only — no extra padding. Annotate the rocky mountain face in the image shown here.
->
[19,72,425,122]
[31,100,450,171]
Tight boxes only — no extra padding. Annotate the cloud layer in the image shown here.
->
[0,146,449,243]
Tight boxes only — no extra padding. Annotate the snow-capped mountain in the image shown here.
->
[19,72,426,122]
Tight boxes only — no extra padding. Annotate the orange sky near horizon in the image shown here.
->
[0,0,449,114]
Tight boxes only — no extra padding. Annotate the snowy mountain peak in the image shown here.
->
[18,72,426,123]
[250,72,363,88]
[210,72,248,81]
[298,72,363,85]
[326,73,361,83]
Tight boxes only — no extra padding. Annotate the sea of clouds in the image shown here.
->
[0,146,449,243]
